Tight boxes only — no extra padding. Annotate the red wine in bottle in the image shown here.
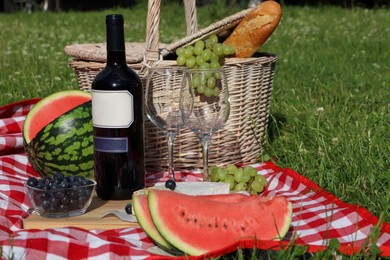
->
[92,14,145,200]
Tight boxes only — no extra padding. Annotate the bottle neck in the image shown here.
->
[106,14,126,66]
[107,50,126,65]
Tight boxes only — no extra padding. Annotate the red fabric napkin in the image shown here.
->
[0,99,389,259]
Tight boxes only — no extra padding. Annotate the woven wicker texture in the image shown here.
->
[64,0,278,171]
[64,5,250,66]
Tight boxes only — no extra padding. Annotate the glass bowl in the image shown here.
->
[25,174,96,218]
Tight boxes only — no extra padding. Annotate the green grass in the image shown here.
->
[259,6,390,223]
[0,1,239,103]
[0,2,389,257]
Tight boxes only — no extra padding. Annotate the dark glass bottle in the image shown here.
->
[91,14,145,200]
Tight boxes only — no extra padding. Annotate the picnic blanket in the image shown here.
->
[0,98,389,259]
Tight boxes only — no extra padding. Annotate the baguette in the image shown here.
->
[224,0,282,58]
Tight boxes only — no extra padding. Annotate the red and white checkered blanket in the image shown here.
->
[0,99,389,259]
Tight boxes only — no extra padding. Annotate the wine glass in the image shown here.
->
[184,68,230,181]
[145,67,192,181]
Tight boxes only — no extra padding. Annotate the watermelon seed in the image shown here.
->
[223,224,228,229]
[241,225,246,231]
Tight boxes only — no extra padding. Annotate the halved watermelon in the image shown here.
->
[23,90,94,179]
[147,190,292,256]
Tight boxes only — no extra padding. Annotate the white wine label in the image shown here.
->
[92,90,134,128]
[94,136,128,153]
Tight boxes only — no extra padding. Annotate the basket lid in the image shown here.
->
[64,42,170,64]
[64,8,251,64]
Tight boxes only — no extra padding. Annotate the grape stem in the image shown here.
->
[199,134,212,181]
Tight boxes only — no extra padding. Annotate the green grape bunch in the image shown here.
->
[209,164,267,195]
[175,34,235,97]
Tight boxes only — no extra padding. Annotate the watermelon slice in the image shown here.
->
[147,190,292,256]
[132,194,180,254]
[133,192,257,255]
[24,90,91,143]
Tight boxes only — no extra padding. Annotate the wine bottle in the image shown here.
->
[91,14,145,200]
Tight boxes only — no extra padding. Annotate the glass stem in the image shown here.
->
[199,135,212,181]
[167,133,176,180]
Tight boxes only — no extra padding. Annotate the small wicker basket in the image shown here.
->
[64,0,277,171]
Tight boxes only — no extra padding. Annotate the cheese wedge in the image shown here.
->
[134,182,230,196]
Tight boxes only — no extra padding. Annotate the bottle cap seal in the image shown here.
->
[106,14,124,25]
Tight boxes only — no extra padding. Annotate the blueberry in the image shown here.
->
[125,204,132,214]
[39,192,50,201]
[76,176,84,183]
[48,180,55,187]
[78,196,87,204]
[50,183,59,190]
[68,190,78,199]
[55,191,65,199]
[40,199,50,210]
[53,172,64,180]
[53,177,63,185]
[78,189,87,197]
[50,197,60,208]
[71,183,80,188]
[59,204,68,211]
[67,175,76,182]
[61,196,70,206]
[26,177,38,187]
[165,179,176,191]
[81,179,90,186]
[59,181,69,189]
[42,177,51,185]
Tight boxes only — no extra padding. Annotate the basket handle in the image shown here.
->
[183,0,198,35]
[144,0,198,67]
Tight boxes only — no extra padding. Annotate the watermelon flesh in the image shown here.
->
[133,192,257,255]
[147,190,292,256]
[24,90,91,143]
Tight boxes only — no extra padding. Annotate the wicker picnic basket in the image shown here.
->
[64,0,278,171]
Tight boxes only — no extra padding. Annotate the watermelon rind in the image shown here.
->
[132,194,182,255]
[24,99,94,179]
[277,201,293,240]
[147,190,293,256]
